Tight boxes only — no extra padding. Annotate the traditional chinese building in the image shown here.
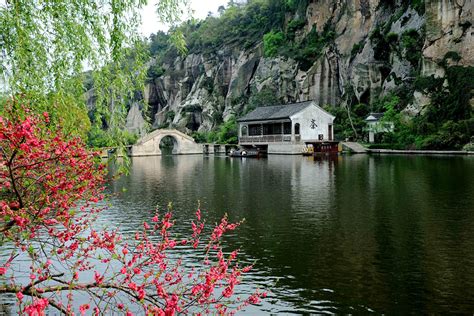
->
[237,101,336,154]
[365,113,394,143]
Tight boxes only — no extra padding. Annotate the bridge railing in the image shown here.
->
[136,129,197,145]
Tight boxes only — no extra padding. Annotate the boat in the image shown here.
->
[304,140,340,155]
[302,145,314,156]
[228,148,262,158]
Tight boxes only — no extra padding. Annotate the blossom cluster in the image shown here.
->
[0,106,265,315]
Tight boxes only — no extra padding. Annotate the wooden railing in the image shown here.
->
[240,135,299,143]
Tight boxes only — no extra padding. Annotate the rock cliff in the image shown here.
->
[120,0,472,136]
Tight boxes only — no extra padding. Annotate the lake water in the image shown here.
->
[103,154,474,314]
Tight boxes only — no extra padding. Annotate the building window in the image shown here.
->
[273,123,282,134]
[262,123,283,135]
[241,125,248,136]
[283,122,291,134]
[294,123,300,135]
[263,124,270,135]
[249,124,261,136]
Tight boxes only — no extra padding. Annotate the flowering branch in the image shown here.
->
[0,105,265,315]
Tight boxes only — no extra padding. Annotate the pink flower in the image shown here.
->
[79,304,90,315]
[94,271,104,284]
[128,282,137,291]
[0,111,266,314]
[138,288,145,300]
[23,298,49,315]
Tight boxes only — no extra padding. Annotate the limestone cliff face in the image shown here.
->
[124,0,472,134]
[424,0,473,67]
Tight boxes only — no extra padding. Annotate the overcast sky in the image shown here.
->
[140,0,229,37]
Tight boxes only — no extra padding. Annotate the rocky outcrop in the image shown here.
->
[424,0,473,66]
[125,103,146,135]
[107,1,472,134]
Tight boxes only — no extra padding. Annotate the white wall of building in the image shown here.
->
[290,103,335,141]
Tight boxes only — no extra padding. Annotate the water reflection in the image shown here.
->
[102,155,474,314]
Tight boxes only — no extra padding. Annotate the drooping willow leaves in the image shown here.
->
[0,0,188,142]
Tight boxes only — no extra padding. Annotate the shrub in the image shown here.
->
[191,131,208,143]
[248,87,281,109]
[350,41,364,58]
[400,29,422,67]
[386,32,399,43]
[217,117,238,144]
[443,51,462,63]
[292,24,336,70]
[419,120,472,150]
[88,125,114,148]
[147,64,165,81]
[411,0,425,15]
[370,27,390,62]
[287,18,306,34]
[165,110,175,122]
[263,30,286,57]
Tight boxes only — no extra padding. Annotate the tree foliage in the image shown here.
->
[0,0,188,144]
[245,87,282,115]
[192,117,238,144]
[263,31,285,57]
[262,23,336,71]
[411,66,474,149]
[400,29,423,68]
[216,117,238,144]
[148,0,287,62]
[362,65,473,149]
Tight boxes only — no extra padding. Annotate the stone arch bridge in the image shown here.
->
[130,129,202,156]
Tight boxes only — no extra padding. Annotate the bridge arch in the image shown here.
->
[158,135,179,155]
[131,129,202,156]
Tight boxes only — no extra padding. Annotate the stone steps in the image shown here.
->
[341,142,368,153]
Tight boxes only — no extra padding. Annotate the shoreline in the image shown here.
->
[367,149,474,155]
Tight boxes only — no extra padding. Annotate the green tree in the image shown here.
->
[217,117,238,144]
[174,0,286,54]
[245,87,282,114]
[0,0,188,141]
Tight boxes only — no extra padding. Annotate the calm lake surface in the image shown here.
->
[103,154,474,314]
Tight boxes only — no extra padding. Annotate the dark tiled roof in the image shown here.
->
[237,101,314,122]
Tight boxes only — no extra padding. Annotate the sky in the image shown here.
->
[140,0,230,37]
